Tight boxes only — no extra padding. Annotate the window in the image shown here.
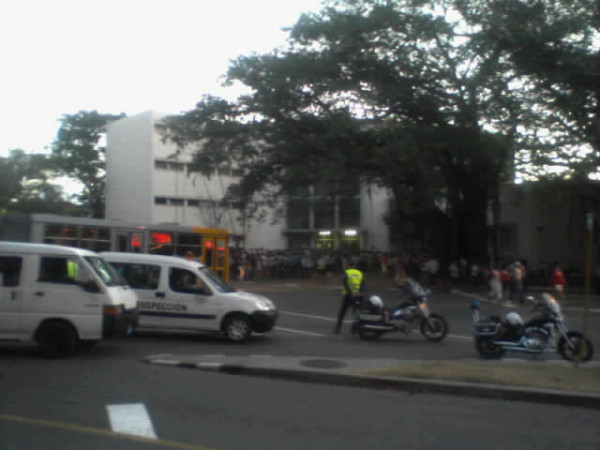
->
[286,199,310,229]
[81,227,111,252]
[169,267,209,295]
[0,256,22,287]
[187,199,200,207]
[149,232,174,255]
[44,224,77,247]
[314,199,335,229]
[170,198,184,206]
[177,233,202,258]
[109,262,160,290]
[155,161,168,170]
[155,197,168,205]
[38,257,78,284]
[84,256,125,287]
[339,197,361,228]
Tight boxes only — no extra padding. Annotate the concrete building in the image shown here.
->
[105,111,391,251]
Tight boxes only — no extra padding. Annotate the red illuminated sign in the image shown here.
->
[151,232,172,244]
[131,233,142,248]
[204,240,214,249]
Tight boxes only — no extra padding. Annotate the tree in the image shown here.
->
[458,0,600,179]
[0,149,81,215]
[161,0,527,260]
[51,110,125,218]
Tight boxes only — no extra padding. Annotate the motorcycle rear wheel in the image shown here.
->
[558,331,594,362]
[475,337,505,359]
[420,314,448,342]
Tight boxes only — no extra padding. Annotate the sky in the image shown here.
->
[0,0,324,158]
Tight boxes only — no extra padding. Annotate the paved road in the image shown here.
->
[1,277,598,449]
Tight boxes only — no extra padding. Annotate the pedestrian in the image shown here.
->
[509,261,524,304]
[448,261,459,288]
[488,265,502,302]
[333,263,366,334]
[549,264,567,301]
[500,266,511,300]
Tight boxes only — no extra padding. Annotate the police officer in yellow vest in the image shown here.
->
[334,263,366,334]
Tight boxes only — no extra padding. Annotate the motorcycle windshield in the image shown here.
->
[543,293,561,314]
[406,278,429,297]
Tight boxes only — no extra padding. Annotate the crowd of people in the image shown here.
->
[228,249,576,301]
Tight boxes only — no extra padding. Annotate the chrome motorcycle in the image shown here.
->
[355,278,448,342]
[471,293,593,362]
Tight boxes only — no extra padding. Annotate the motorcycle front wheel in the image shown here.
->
[475,337,506,359]
[420,314,448,342]
[558,331,594,362]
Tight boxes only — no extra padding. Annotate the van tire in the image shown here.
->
[223,314,251,343]
[37,321,78,358]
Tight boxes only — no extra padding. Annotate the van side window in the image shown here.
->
[110,263,160,290]
[169,267,207,294]
[0,256,22,287]
[39,257,76,284]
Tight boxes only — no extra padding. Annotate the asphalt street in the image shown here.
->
[1,276,599,449]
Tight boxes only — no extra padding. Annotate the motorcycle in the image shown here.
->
[471,293,594,362]
[353,278,448,342]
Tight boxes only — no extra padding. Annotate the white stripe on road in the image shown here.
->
[280,311,336,321]
[564,307,600,313]
[275,326,326,337]
[106,404,157,439]
[279,310,473,340]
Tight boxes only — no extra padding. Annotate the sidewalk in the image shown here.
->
[144,354,600,410]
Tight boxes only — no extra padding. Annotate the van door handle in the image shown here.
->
[34,292,45,297]
[155,292,165,298]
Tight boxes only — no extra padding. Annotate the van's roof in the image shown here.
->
[0,241,99,256]
[101,252,207,269]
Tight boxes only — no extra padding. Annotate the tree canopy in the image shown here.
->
[51,110,125,218]
[161,0,598,260]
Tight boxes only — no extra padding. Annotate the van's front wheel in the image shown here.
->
[37,321,78,358]
[223,314,251,343]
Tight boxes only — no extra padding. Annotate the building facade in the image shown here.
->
[105,111,391,251]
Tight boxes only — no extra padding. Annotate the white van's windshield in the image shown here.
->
[85,256,127,287]
[199,267,236,293]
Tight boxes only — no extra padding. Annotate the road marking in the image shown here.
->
[564,307,600,314]
[275,326,326,337]
[106,403,157,439]
[280,311,336,321]
[0,413,213,450]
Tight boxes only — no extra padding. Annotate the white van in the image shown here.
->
[0,241,138,357]
[101,252,278,342]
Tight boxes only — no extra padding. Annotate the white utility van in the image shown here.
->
[0,241,138,357]
[101,252,278,342]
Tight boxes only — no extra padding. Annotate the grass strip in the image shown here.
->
[365,362,600,392]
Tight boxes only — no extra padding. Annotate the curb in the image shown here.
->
[144,358,600,410]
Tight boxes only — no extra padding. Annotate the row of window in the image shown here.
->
[154,197,243,210]
[0,256,103,287]
[154,160,243,177]
[111,262,209,295]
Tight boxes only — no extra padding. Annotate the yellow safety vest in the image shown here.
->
[343,269,363,295]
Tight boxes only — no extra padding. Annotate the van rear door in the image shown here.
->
[0,255,23,339]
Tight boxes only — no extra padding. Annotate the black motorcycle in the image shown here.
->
[471,293,593,362]
[354,278,448,342]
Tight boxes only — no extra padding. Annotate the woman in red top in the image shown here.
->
[549,264,567,301]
